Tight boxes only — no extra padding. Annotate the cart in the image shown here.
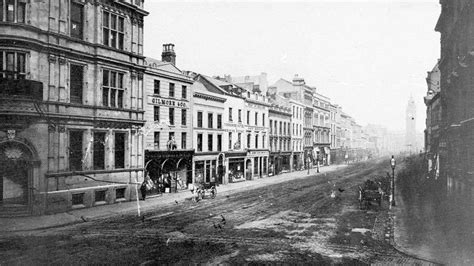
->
[358,179,383,209]
[193,181,217,201]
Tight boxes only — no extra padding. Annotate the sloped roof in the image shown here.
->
[144,57,185,76]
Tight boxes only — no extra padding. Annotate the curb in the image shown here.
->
[389,208,444,265]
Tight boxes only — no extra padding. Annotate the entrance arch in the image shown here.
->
[0,139,39,207]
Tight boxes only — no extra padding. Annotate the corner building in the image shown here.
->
[0,0,148,215]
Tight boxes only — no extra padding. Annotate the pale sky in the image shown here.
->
[144,0,440,132]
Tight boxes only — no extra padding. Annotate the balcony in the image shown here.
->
[0,79,43,101]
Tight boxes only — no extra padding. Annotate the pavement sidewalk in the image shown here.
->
[0,164,345,234]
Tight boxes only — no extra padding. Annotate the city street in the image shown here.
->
[1,160,430,265]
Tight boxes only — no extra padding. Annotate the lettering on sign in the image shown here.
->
[150,97,187,108]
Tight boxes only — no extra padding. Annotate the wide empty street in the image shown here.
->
[1,160,430,265]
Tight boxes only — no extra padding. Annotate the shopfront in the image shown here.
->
[247,149,269,179]
[226,151,246,183]
[194,152,221,185]
[145,150,194,194]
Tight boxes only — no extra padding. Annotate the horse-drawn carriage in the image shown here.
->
[358,179,384,209]
[191,180,217,201]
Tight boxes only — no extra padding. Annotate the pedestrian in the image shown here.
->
[140,179,147,201]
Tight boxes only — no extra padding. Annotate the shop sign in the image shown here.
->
[150,97,187,108]
[248,150,269,156]
[246,126,267,131]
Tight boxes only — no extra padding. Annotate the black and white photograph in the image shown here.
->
[0,0,473,264]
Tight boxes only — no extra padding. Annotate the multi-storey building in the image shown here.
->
[268,94,292,175]
[313,92,331,165]
[424,62,441,178]
[435,0,473,185]
[143,46,194,195]
[243,86,270,180]
[222,73,271,179]
[273,75,315,169]
[190,74,227,185]
[0,0,148,215]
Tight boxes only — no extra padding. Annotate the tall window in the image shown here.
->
[279,121,282,135]
[217,134,222,151]
[169,83,175,98]
[255,134,259,149]
[238,133,241,146]
[181,109,187,125]
[247,111,250,125]
[262,114,265,127]
[69,131,83,171]
[208,134,213,151]
[154,106,160,121]
[0,51,26,79]
[217,114,222,129]
[255,112,258,126]
[181,85,187,99]
[229,107,233,122]
[103,11,125,50]
[270,119,273,133]
[197,133,203,152]
[208,113,213,128]
[262,135,265,149]
[238,109,242,123]
[1,0,25,23]
[71,2,84,39]
[181,132,186,149]
[102,69,124,108]
[154,80,160,94]
[247,134,251,149]
[197,111,203,128]
[169,108,175,125]
[154,132,160,149]
[70,64,83,104]
[115,133,125,169]
[228,132,232,150]
[93,132,106,170]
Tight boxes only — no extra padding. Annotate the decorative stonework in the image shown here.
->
[48,55,57,63]
[4,147,23,160]
[7,130,16,140]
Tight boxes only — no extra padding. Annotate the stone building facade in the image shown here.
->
[143,49,194,195]
[313,92,331,165]
[0,0,148,214]
[424,62,441,178]
[434,0,474,186]
[268,95,292,175]
[190,75,227,185]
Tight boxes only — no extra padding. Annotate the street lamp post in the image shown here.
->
[390,155,396,207]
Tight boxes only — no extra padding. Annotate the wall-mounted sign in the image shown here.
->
[150,97,187,108]
[248,150,269,156]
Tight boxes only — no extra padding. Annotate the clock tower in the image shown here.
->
[405,96,417,153]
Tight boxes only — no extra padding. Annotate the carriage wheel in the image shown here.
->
[210,187,217,199]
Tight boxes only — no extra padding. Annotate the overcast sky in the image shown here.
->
[144,1,440,132]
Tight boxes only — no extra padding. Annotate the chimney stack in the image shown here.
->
[161,43,176,66]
